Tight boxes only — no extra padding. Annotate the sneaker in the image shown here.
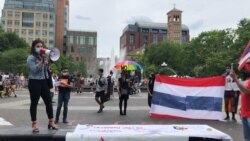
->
[224,116,230,120]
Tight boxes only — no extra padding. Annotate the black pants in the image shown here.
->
[56,90,70,121]
[148,94,152,107]
[119,95,129,114]
[28,79,53,121]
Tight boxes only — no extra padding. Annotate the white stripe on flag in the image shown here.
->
[239,52,250,65]
[154,82,225,98]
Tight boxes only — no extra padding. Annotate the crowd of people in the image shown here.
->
[0,72,26,98]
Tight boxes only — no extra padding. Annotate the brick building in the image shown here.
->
[66,30,97,75]
[120,7,189,60]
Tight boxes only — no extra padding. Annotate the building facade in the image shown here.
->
[1,0,56,48]
[54,0,69,54]
[66,30,97,75]
[120,7,189,60]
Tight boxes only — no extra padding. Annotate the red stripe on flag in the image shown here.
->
[150,113,219,121]
[155,74,225,87]
[151,113,188,119]
[238,41,250,70]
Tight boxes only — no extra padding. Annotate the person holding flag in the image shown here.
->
[230,41,250,141]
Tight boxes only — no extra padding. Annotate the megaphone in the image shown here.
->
[35,47,60,62]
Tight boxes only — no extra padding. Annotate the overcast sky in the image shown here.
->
[0,0,250,57]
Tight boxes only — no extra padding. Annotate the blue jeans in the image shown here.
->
[56,91,70,121]
[242,117,250,141]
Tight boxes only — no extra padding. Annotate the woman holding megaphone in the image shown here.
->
[27,39,58,133]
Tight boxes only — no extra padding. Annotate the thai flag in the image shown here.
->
[150,75,225,120]
[238,41,250,70]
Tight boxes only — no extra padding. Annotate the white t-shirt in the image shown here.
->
[96,76,107,92]
[225,75,233,91]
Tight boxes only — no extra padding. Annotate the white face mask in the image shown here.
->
[35,48,40,54]
[62,72,69,76]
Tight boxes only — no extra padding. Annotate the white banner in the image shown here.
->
[66,124,232,141]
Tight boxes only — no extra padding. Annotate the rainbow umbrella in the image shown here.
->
[114,60,143,70]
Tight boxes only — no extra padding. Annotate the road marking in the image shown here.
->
[0,117,13,126]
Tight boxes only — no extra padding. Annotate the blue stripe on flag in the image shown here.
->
[152,91,222,112]
[186,96,222,111]
[152,91,186,111]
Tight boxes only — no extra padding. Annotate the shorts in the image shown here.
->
[95,91,104,98]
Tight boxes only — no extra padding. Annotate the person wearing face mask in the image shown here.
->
[118,70,130,115]
[147,73,155,107]
[55,67,72,124]
[223,65,236,121]
[27,39,58,133]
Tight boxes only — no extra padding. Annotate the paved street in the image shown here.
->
[0,89,243,140]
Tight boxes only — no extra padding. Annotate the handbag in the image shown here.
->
[45,68,53,89]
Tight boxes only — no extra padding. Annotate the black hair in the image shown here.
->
[30,38,44,55]
[98,68,104,73]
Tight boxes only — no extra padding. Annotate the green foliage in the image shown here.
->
[50,55,87,76]
[77,57,87,77]
[137,18,250,77]
[0,32,29,51]
[0,48,29,74]
[50,55,77,75]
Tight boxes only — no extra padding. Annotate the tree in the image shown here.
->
[0,32,29,52]
[50,55,77,75]
[136,41,184,77]
[183,29,236,76]
[0,48,29,74]
[77,57,87,77]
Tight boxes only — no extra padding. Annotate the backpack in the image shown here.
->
[107,76,112,85]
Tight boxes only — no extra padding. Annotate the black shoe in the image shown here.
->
[97,109,103,113]
[101,105,105,109]
[48,124,58,130]
[224,116,230,120]
[63,120,69,123]
[232,117,237,121]
[120,111,124,115]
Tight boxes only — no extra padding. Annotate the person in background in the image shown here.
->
[27,39,57,133]
[55,67,72,124]
[223,65,236,121]
[118,70,130,115]
[95,69,107,113]
[88,75,95,93]
[107,70,115,99]
[230,59,250,141]
[52,74,58,95]
[20,73,25,89]
[76,73,84,94]
[0,74,3,98]
[147,73,155,107]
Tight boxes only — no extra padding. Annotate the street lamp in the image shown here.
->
[161,62,167,67]
[160,62,177,76]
